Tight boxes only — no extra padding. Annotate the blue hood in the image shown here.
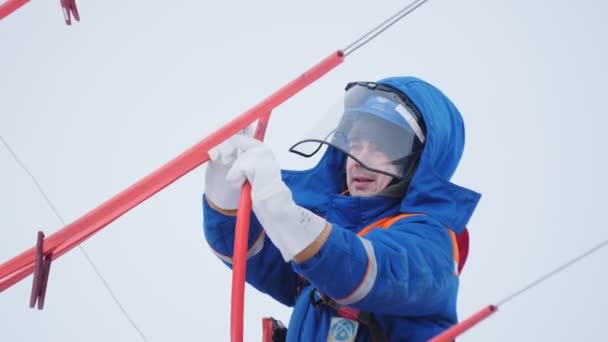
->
[381,76,481,233]
[284,76,480,234]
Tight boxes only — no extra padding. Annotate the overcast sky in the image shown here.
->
[1,1,607,341]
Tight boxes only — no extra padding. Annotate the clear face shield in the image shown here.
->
[289,82,426,180]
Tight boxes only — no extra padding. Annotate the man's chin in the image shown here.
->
[349,186,378,197]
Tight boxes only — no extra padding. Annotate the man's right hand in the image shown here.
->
[204,126,254,211]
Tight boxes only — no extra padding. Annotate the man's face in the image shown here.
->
[345,138,397,197]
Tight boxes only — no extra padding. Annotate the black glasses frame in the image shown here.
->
[287,81,426,180]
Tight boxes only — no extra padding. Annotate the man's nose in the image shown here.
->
[352,143,373,162]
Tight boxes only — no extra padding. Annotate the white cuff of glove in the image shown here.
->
[251,181,326,262]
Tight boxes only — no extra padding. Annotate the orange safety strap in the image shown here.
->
[356,213,461,275]
[356,213,422,236]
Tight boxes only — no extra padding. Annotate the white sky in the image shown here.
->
[1,1,607,341]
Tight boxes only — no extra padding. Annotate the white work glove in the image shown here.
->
[224,135,327,261]
[205,128,254,210]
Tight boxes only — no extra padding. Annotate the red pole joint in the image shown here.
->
[29,231,53,310]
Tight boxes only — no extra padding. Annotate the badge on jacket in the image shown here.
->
[327,317,359,342]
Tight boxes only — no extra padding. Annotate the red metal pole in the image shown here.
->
[230,182,252,342]
[428,305,498,342]
[230,50,344,341]
[230,111,271,342]
[0,0,29,20]
[0,50,344,294]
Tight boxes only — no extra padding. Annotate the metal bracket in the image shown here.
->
[29,231,53,310]
[60,0,80,25]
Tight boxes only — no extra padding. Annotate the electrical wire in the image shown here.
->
[1,136,150,342]
[496,238,608,307]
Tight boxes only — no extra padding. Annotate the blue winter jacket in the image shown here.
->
[202,76,481,341]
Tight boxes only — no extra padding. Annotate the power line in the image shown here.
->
[496,238,608,306]
[1,136,150,342]
[343,0,430,56]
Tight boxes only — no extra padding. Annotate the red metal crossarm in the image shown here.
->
[0,0,30,20]
[0,51,344,301]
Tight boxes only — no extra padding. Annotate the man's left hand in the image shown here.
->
[225,135,328,262]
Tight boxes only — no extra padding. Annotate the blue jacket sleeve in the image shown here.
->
[202,194,299,307]
[292,215,457,316]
